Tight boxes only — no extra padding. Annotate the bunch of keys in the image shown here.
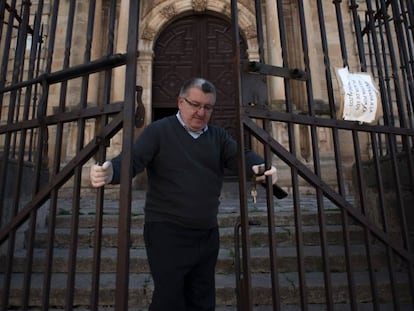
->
[250,175,258,205]
[249,165,288,203]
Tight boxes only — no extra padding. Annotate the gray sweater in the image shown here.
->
[111,115,263,228]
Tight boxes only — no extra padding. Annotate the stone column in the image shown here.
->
[85,0,103,172]
[87,0,103,105]
[264,0,289,174]
[265,0,284,103]
[303,0,322,99]
[113,0,129,102]
[108,0,130,157]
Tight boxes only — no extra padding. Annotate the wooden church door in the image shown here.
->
[152,14,248,140]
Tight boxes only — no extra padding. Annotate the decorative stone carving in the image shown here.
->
[244,25,257,39]
[222,3,231,17]
[192,0,207,12]
[161,4,176,19]
[141,26,157,41]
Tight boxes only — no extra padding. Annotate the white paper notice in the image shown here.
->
[336,67,379,123]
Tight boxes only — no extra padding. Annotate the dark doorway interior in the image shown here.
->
[151,13,248,140]
[152,107,177,121]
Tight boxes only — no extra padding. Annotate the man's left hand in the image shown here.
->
[252,164,278,184]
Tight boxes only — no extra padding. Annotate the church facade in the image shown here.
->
[1,0,402,196]
[39,0,370,193]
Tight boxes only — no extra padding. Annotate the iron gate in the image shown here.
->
[0,0,414,310]
[233,0,414,310]
[0,0,140,310]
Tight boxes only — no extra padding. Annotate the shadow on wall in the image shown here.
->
[0,158,50,229]
[353,150,414,251]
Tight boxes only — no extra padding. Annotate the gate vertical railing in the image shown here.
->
[90,0,118,309]
[233,0,414,310]
[275,0,309,310]
[253,0,281,309]
[231,0,253,309]
[114,1,140,310]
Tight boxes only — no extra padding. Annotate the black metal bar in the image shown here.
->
[274,0,308,308]
[234,221,242,310]
[0,112,124,244]
[65,0,99,308]
[333,0,349,68]
[292,0,336,302]
[243,117,414,263]
[348,0,367,71]
[380,0,410,130]
[370,131,401,310]
[0,1,6,43]
[0,0,17,120]
[114,1,140,310]
[369,0,413,294]
[352,129,380,309]
[4,2,34,35]
[28,24,44,163]
[0,0,31,306]
[395,0,414,136]
[38,89,55,311]
[0,103,123,134]
[9,0,32,160]
[388,0,414,198]
[378,5,414,302]
[0,0,19,227]
[407,1,414,45]
[20,0,45,168]
[321,1,358,308]
[91,0,118,308]
[41,0,75,307]
[20,0,59,309]
[253,0,280,309]
[232,0,253,309]
[365,0,411,266]
[8,1,38,307]
[244,108,414,136]
[374,1,397,130]
[0,54,128,94]
[363,2,393,128]
[247,61,306,81]
[20,33,47,303]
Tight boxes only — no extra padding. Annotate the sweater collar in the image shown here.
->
[176,111,208,139]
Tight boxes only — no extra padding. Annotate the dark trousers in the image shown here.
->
[143,222,219,311]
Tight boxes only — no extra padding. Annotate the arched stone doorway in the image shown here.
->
[151,13,248,140]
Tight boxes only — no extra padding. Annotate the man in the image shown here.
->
[90,78,278,310]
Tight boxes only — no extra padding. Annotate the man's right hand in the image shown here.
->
[90,161,113,187]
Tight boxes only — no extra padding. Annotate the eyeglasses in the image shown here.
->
[183,98,214,112]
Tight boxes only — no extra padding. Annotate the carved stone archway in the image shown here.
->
[135,0,259,126]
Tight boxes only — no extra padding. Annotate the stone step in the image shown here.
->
[31,224,368,249]
[2,271,411,308]
[5,244,387,274]
[17,304,414,311]
[53,210,346,228]
[217,304,414,311]
[8,196,410,310]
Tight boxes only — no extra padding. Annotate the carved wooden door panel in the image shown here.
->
[152,14,247,139]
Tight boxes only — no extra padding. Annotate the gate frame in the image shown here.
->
[231,0,414,310]
[1,0,414,310]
